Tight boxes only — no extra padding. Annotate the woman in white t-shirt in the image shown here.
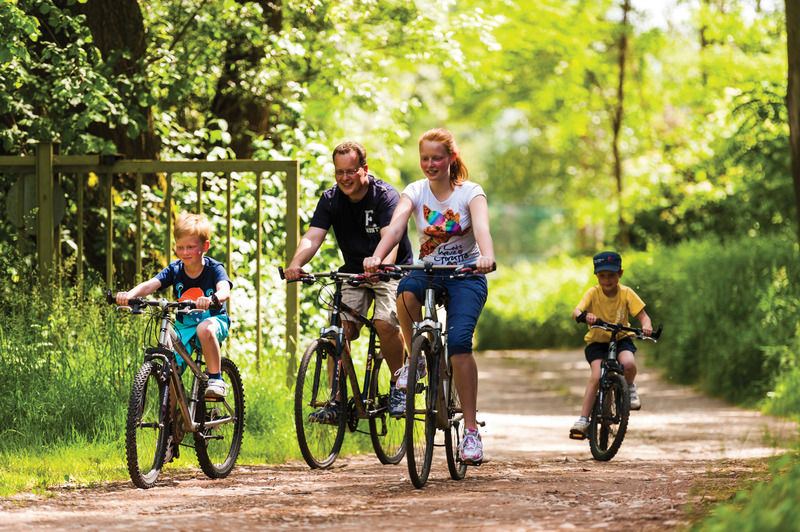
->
[364,128,495,464]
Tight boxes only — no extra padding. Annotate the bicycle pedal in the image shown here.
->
[569,430,587,440]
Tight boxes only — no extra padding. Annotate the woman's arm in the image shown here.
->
[364,195,414,272]
[469,194,495,273]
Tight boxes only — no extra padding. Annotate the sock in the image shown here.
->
[209,372,222,380]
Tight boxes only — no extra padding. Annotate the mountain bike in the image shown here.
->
[107,291,245,488]
[572,316,662,461]
[279,266,406,469]
[392,262,493,489]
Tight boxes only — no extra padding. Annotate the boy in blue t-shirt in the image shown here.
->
[115,212,233,397]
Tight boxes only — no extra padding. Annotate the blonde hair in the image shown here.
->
[174,212,211,242]
[419,128,469,184]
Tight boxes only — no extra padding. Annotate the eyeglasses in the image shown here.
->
[335,167,362,178]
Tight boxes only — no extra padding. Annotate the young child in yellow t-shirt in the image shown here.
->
[569,251,652,439]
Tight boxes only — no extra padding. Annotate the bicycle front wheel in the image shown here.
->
[444,362,467,480]
[295,339,347,469]
[368,353,406,465]
[125,360,170,489]
[194,357,246,478]
[405,335,437,488]
[589,373,630,461]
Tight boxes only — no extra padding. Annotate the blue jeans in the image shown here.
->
[397,270,488,355]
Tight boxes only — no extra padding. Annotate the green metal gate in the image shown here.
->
[0,142,300,374]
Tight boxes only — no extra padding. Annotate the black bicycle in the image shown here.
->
[572,316,662,461]
[107,291,245,488]
[392,262,493,488]
[280,266,406,469]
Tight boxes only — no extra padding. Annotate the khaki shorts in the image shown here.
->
[339,278,400,328]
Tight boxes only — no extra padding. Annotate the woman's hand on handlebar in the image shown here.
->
[475,255,495,274]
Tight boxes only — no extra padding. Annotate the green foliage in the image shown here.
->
[693,453,800,532]
[477,255,589,350]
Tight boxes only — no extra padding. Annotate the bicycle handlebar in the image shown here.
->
[278,265,405,286]
[105,290,222,313]
[577,314,663,341]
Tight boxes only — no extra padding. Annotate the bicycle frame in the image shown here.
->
[323,276,383,421]
[142,302,233,434]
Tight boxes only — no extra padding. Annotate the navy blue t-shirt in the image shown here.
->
[309,175,413,273]
[155,256,233,324]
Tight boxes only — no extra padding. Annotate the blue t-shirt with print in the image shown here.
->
[309,175,413,273]
[155,256,233,325]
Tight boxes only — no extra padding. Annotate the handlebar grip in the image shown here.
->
[278,266,286,280]
[652,324,663,340]
[106,289,115,304]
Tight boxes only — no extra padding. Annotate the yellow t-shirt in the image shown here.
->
[577,284,645,343]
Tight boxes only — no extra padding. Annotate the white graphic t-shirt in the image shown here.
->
[402,179,485,265]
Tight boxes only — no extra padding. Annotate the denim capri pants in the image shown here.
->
[397,270,488,355]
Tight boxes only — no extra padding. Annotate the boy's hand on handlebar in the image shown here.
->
[585,312,598,325]
[642,325,653,337]
[195,295,212,310]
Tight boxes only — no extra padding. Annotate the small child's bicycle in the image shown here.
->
[572,316,662,461]
[106,291,245,488]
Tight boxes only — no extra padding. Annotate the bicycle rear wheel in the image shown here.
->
[368,353,406,464]
[194,357,245,478]
[589,373,630,461]
[125,360,170,489]
[295,339,347,469]
[405,335,437,488]
[444,361,467,480]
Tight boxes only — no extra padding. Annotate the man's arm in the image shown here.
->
[284,226,328,280]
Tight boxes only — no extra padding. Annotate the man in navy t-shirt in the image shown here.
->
[284,141,412,421]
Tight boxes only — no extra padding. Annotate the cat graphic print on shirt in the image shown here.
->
[402,179,485,265]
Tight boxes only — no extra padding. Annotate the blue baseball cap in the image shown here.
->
[593,251,622,273]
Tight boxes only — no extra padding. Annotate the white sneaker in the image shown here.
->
[205,378,228,398]
[395,355,427,392]
[459,428,483,464]
[629,383,641,410]
[569,417,589,440]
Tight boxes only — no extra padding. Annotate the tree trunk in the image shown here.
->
[68,0,159,160]
[786,0,800,241]
[210,0,283,159]
[612,0,631,247]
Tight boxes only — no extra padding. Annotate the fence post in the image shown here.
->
[285,161,299,385]
[35,141,55,286]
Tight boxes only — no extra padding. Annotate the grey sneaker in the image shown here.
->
[629,383,641,410]
[569,417,589,440]
[309,403,339,425]
[389,385,406,417]
[205,378,228,398]
[459,428,483,464]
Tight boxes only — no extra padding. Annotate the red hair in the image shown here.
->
[419,128,468,184]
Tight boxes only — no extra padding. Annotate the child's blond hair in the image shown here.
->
[174,212,211,242]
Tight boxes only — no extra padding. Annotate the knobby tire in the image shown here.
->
[368,353,406,464]
[405,335,437,488]
[589,373,630,461]
[295,339,347,469]
[125,360,170,489]
[194,357,246,478]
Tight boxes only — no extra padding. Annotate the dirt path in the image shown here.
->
[2,349,796,531]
